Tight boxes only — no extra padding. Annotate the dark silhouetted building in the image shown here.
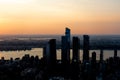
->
[43,39,56,65]
[43,43,50,65]
[65,27,71,44]
[91,52,96,64]
[61,36,69,64]
[83,35,90,62]
[114,49,117,58]
[61,28,71,64]
[72,37,80,63]
[43,46,49,65]
[100,50,103,62]
[49,39,56,65]
[65,27,71,63]
[43,46,46,60]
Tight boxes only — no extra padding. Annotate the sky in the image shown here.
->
[0,0,120,35]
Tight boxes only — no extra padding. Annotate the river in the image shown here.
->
[0,48,120,60]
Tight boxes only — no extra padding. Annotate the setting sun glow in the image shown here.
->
[0,0,120,35]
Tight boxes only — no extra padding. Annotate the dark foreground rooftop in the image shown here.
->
[0,53,120,80]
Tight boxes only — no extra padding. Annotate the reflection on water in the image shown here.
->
[0,48,120,60]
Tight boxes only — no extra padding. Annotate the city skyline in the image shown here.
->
[0,0,120,35]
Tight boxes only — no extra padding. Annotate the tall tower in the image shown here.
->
[61,36,69,64]
[91,52,96,69]
[100,49,103,62]
[91,52,96,64]
[43,39,56,65]
[49,39,57,65]
[43,44,50,65]
[114,49,117,58]
[72,37,80,63]
[83,35,90,62]
[65,27,71,64]
[61,28,71,64]
[65,27,71,44]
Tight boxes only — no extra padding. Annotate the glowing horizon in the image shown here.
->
[0,0,120,35]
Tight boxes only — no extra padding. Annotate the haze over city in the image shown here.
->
[0,0,120,35]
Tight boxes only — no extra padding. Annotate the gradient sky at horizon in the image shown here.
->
[0,0,120,35]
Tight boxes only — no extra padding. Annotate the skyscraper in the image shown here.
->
[61,28,71,64]
[65,27,71,43]
[91,52,96,64]
[43,44,50,65]
[43,39,56,65]
[83,35,90,62]
[49,39,56,65]
[100,49,103,62]
[43,46,46,61]
[72,37,80,63]
[61,36,69,64]
[114,49,117,58]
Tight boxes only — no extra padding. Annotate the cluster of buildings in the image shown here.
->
[0,28,120,80]
[43,28,96,65]
[42,28,119,80]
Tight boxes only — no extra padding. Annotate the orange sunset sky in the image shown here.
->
[0,0,120,35]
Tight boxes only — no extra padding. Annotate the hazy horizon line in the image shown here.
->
[0,34,120,36]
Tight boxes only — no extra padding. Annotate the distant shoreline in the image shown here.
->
[0,48,120,52]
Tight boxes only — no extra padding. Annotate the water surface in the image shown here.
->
[0,48,119,60]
